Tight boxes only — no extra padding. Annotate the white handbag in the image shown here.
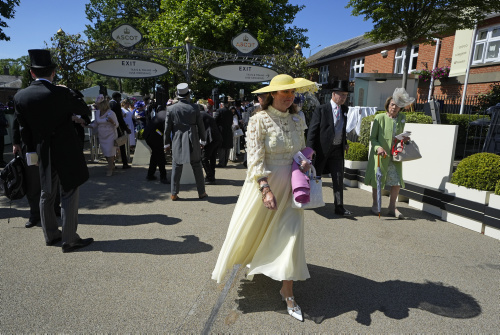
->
[292,165,325,210]
[233,129,244,137]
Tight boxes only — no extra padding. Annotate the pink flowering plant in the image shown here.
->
[431,66,450,80]
[412,68,432,82]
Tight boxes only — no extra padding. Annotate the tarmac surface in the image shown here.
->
[1,153,499,334]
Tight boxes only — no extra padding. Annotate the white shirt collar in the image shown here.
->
[36,78,52,84]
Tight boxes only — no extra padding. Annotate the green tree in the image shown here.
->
[85,0,162,43]
[84,0,309,97]
[46,30,89,90]
[346,0,500,88]
[0,57,25,76]
[0,0,20,41]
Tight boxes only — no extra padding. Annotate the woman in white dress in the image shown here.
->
[212,75,317,322]
[228,106,241,161]
[121,99,136,148]
[89,95,118,176]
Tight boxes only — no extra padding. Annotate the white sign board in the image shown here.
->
[86,59,168,78]
[112,24,142,48]
[231,32,259,54]
[209,64,278,83]
[449,29,474,77]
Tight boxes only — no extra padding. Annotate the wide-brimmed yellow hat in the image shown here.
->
[252,74,317,94]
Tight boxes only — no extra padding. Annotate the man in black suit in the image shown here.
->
[307,80,352,216]
[143,105,169,184]
[14,49,93,252]
[109,92,131,169]
[214,97,233,167]
[200,106,222,184]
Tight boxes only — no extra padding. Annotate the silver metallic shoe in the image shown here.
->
[280,290,304,322]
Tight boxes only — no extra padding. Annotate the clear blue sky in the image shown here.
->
[0,0,374,60]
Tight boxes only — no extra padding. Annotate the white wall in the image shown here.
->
[366,79,418,110]
[402,123,458,190]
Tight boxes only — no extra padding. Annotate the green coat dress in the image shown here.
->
[364,112,406,189]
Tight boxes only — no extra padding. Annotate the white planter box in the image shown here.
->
[409,199,442,217]
[344,160,368,170]
[488,193,500,209]
[443,182,493,235]
[343,160,367,187]
[484,194,500,240]
[444,182,492,205]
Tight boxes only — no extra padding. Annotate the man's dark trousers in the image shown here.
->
[202,141,220,181]
[315,144,345,208]
[146,137,166,179]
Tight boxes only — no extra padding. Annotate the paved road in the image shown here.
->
[1,158,499,333]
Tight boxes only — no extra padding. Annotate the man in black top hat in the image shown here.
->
[307,80,353,216]
[14,49,93,252]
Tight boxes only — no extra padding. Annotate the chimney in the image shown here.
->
[3,66,9,75]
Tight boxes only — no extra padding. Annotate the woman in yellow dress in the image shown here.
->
[212,74,317,322]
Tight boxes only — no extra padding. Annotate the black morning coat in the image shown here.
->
[306,102,348,173]
[14,80,89,191]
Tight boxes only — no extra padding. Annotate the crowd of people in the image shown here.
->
[4,48,416,323]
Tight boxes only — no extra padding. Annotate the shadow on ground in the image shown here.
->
[79,213,181,226]
[236,264,481,325]
[77,235,213,255]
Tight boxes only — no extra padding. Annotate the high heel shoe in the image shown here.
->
[280,290,303,322]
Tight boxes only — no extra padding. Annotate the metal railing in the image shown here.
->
[415,94,480,114]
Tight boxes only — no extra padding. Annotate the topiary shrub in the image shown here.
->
[405,111,433,124]
[440,113,489,145]
[359,112,381,147]
[345,140,368,161]
[450,153,500,191]
[495,180,500,195]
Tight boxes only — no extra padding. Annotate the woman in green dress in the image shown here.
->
[364,88,414,219]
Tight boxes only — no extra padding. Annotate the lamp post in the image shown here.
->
[56,28,67,85]
[309,44,322,57]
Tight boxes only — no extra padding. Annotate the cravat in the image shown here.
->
[334,106,340,121]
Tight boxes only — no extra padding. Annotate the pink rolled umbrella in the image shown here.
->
[291,147,314,204]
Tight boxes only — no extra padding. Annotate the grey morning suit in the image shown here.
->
[164,99,206,196]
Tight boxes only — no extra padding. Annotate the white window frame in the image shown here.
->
[350,57,365,80]
[318,65,329,84]
[394,45,419,74]
[472,25,500,64]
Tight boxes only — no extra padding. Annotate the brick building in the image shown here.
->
[308,13,500,112]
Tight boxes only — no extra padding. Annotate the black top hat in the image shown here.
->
[28,49,57,69]
[331,80,349,92]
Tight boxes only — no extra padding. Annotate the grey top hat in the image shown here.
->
[331,80,349,92]
[28,49,57,69]
[176,83,191,98]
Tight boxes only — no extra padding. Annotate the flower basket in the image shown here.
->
[412,69,432,82]
[431,66,450,81]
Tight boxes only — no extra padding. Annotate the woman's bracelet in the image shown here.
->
[261,188,271,201]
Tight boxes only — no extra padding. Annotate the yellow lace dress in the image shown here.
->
[212,106,310,283]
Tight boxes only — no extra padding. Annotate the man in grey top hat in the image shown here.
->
[164,83,207,200]
[307,80,352,216]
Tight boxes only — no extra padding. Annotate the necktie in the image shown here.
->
[334,106,340,121]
